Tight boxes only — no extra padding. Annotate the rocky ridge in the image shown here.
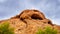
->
[0,9,60,34]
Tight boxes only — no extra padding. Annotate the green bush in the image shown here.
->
[0,22,14,34]
[36,26,57,34]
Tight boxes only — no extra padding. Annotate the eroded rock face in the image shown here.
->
[20,10,53,25]
[0,9,60,34]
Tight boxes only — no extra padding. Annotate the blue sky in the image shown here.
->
[0,0,60,25]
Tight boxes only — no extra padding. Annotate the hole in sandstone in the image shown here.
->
[18,29,21,31]
[31,14,43,20]
[48,21,52,24]
[20,18,24,20]
[48,21,53,26]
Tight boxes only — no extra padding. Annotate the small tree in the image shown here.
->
[0,22,14,34]
[36,26,57,34]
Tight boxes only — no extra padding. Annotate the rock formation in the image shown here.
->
[0,9,60,34]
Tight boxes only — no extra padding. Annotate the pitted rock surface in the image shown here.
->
[0,9,60,34]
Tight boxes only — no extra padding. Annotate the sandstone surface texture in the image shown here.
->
[0,9,60,34]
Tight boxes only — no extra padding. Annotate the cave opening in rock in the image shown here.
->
[31,14,43,20]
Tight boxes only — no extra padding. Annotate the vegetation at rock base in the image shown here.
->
[0,22,14,34]
[36,26,57,34]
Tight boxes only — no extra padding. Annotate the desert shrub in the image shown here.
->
[36,26,57,34]
[0,22,14,34]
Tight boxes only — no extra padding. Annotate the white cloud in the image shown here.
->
[51,18,60,25]
[19,0,40,11]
